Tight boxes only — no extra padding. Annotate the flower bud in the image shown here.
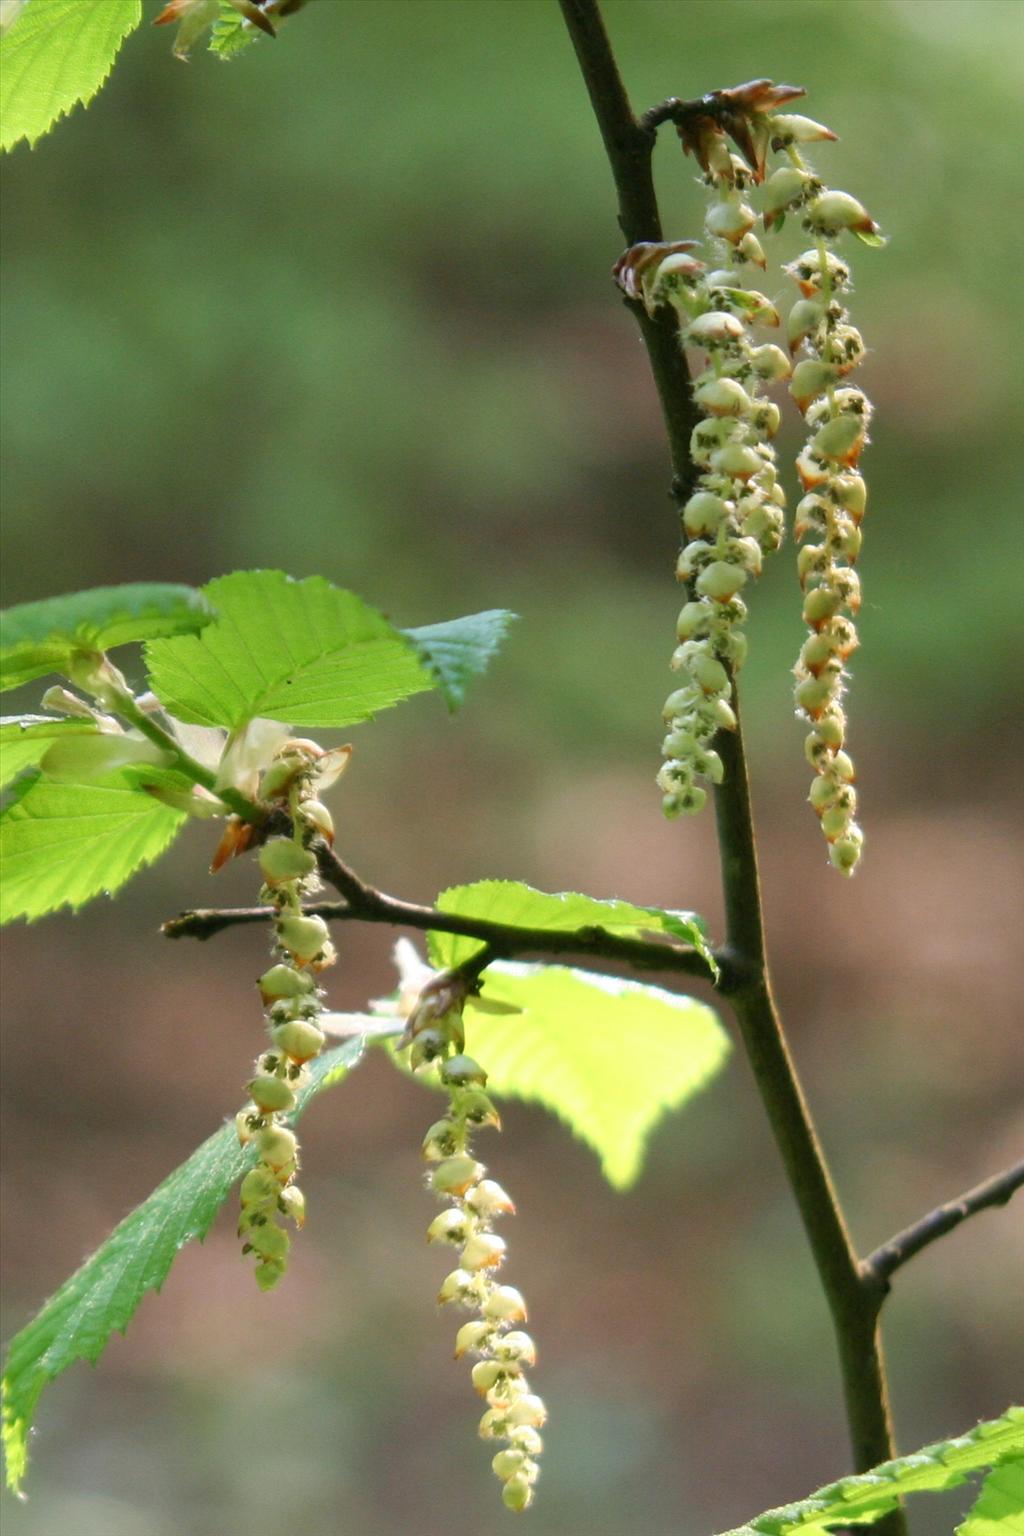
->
[751,400,781,437]
[737,231,767,268]
[240,1168,281,1207]
[471,1360,505,1398]
[258,964,314,1003]
[805,190,881,241]
[706,200,756,243]
[494,1331,537,1367]
[800,633,836,675]
[795,676,834,718]
[455,1320,494,1358]
[687,311,745,345]
[421,1118,460,1161]
[695,562,749,603]
[785,248,852,297]
[821,801,856,841]
[465,1179,516,1219]
[478,1408,508,1440]
[829,824,864,873]
[482,1285,528,1323]
[694,378,752,417]
[831,473,867,520]
[790,358,840,413]
[248,1221,290,1262]
[748,343,791,380]
[278,1185,306,1227]
[502,1473,534,1512]
[254,1260,285,1292]
[762,166,811,225]
[271,1019,326,1063]
[788,298,825,353]
[682,493,731,538]
[257,1125,299,1173]
[461,1232,507,1271]
[802,587,843,628]
[259,838,317,886]
[492,1448,527,1482]
[440,1055,488,1088]
[437,1268,478,1307]
[675,601,711,641]
[427,1209,470,1246]
[506,1394,547,1429]
[247,1074,297,1114]
[409,1028,448,1071]
[298,798,335,843]
[709,442,763,480]
[769,113,838,145]
[455,1089,501,1129]
[277,913,330,963]
[687,652,731,697]
[831,750,855,782]
[509,1426,544,1456]
[823,323,866,374]
[236,1109,260,1145]
[432,1155,486,1197]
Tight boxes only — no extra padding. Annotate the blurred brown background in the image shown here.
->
[1,1,1022,1532]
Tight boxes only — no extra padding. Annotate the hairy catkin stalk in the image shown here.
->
[402,984,545,1512]
[615,133,789,818]
[758,115,883,872]
[234,744,342,1288]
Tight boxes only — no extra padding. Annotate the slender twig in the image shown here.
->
[557,0,903,1503]
[162,845,717,984]
[864,1159,1024,1290]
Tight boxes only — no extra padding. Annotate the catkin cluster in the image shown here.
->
[235,742,341,1289]
[760,115,883,873]
[615,144,789,818]
[615,82,884,868]
[403,985,544,1513]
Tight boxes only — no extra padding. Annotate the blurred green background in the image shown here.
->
[2,1,1022,1532]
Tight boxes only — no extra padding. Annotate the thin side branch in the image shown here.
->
[162,844,717,983]
[864,1159,1024,1290]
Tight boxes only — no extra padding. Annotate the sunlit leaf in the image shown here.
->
[717,1407,1024,1536]
[403,610,516,712]
[0,771,185,924]
[958,1455,1024,1536]
[0,0,141,152]
[145,570,435,730]
[0,717,97,790]
[428,878,715,977]
[0,582,213,691]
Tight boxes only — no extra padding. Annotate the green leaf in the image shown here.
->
[403,610,516,712]
[717,1407,1024,1536]
[428,879,716,977]
[1,1036,365,1494]
[145,570,436,730]
[0,0,141,153]
[402,958,728,1189]
[0,582,214,691]
[0,717,97,790]
[209,0,263,58]
[959,1456,1024,1536]
[0,771,185,924]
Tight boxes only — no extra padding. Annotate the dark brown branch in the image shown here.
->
[558,0,700,492]
[864,1159,1024,1290]
[162,844,717,984]
[559,0,903,1506]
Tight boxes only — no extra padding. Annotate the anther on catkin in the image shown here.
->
[761,110,883,873]
[234,740,345,1289]
[402,978,544,1512]
[615,113,789,820]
